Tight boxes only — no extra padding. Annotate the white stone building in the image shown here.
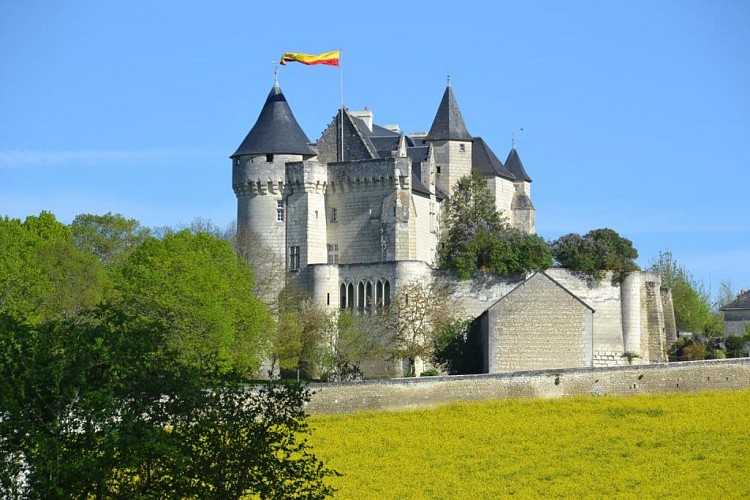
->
[231,80,675,376]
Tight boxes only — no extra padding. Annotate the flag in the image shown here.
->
[280,50,340,67]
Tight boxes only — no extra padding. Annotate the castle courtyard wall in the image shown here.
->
[545,269,628,366]
[305,358,750,414]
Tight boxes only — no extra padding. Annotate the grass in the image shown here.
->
[308,389,750,498]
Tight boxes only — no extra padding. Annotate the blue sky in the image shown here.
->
[2,1,748,299]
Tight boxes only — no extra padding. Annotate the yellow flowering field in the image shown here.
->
[308,389,750,498]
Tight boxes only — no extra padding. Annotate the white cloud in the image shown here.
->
[0,149,220,168]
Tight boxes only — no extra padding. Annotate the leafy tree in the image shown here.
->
[0,213,109,323]
[0,310,337,498]
[440,171,553,279]
[115,229,273,376]
[320,310,387,381]
[379,280,462,376]
[551,228,639,281]
[648,251,720,334]
[274,293,330,380]
[71,212,151,265]
[432,318,479,374]
[724,334,749,358]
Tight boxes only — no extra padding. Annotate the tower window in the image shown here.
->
[266,153,274,163]
[436,166,441,174]
[331,207,338,223]
[289,246,300,271]
[276,200,284,222]
[327,243,339,264]
[459,143,466,152]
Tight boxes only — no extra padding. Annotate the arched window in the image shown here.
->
[358,281,366,312]
[376,280,384,308]
[384,280,391,307]
[340,283,347,309]
[347,283,354,311]
[365,281,373,311]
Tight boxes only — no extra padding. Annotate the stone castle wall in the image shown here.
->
[305,358,750,414]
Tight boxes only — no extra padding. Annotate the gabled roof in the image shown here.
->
[426,85,472,141]
[472,137,515,180]
[504,147,532,182]
[485,271,595,313]
[231,82,315,157]
[720,291,750,311]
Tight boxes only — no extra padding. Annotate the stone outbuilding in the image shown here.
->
[720,290,750,336]
[476,272,595,373]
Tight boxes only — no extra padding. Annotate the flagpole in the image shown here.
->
[339,49,344,162]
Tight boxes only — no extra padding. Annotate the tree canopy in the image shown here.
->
[647,250,721,334]
[0,310,336,498]
[71,212,151,265]
[439,171,552,279]
[0,210,336,498]
[116,229,273,376]
[551,228,639,281]
[0,213,109,323]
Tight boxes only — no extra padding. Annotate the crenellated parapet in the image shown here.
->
[232,154,301,196]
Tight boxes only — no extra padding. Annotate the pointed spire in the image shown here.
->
[504,147,532,182]
[426,84,471,142]
[231,83,315,158]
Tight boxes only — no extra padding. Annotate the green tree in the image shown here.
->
[115,229,273,376]
[0,213,109,323]
[274,294,329,380]
[71,212,151,266]
[647,251,719,334]
[379,280,461,376]
[440,171,553,279]
[551,228,639,281]
[0,310,336,498]
[432,318,479,374]
[320,310,386,381]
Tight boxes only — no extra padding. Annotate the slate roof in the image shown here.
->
[472,137,515,180]
[720,291,750,311]
[426,85,472,141]
[370,136,400,158]
[504,147,532,182]
[231,82,315,158]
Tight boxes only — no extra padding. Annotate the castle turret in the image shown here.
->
[231,81,316,302]
[504,147,535,234]
[426,82,473,196]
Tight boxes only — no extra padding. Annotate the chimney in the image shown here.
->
[349,107,373,132]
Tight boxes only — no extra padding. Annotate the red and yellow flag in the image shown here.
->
[280,50,340,67]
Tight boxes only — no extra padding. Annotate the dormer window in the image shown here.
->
[266,153,274,163]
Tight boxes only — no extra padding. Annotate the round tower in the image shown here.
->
[231,81,316,302]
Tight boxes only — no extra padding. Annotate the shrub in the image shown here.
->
[724,335,748,358]
[682,342,707,361]
[420,368,440,377]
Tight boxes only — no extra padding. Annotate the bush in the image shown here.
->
[551,228,638,281]
[724,335,748,358]
[682,342,707,361]
[420,368,440,377]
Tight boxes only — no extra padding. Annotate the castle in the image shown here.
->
[231,79,676,377]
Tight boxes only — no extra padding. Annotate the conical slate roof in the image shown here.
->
[504,147,532,182]
[426,85,472,141]
[231,82,315,157]
[472,137,515,180]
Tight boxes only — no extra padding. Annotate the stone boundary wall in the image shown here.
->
[305,358,750,414]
